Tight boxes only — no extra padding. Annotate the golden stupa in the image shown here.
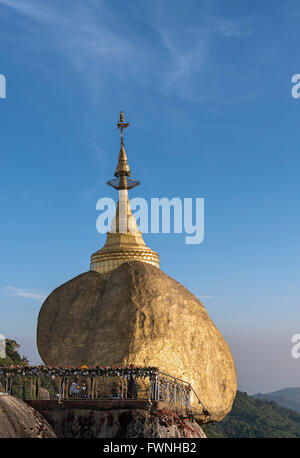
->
[90,112,159,274]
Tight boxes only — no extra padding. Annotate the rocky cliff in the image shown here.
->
[0,394,56,438]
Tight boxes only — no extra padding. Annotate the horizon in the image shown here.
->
[1,0,300,395]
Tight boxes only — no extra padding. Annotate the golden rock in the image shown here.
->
[37,261,236,422]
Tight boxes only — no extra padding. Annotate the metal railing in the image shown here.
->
[149,372,210,417]
[149,372,191,411]
[0,366,210,417]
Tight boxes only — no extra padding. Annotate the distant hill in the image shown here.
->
[202,391,300,438]
[253,388,300,414]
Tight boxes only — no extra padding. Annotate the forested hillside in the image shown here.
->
[203,391,300,438]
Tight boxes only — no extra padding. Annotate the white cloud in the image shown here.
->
[0,0,60,23]
[156,18,250,102]
[210,19,251,37]
[0,2,136,72]
[160,29,208,93]
[0,0,252,105]
[2,286,46,301]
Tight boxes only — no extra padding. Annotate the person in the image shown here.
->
[69,381,80,397]
[127,374,138,399]
[80,383,88,398]
[110,380,122,399]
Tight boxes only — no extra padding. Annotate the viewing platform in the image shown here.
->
[0,365,210,421]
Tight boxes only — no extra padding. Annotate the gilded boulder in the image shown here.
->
[37,261,236,422]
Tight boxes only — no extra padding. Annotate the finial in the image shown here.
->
[107,112,139,190]
[117,111,130,146]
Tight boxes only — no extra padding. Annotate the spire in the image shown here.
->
[115,111,131,178]
[107,111,139,191]
[90,111,160,275]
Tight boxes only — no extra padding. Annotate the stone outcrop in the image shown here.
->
[26,400,206,438]
[0,394,56,438]
[37,261,237,423]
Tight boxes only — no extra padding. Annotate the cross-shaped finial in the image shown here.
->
[117,111,130,145]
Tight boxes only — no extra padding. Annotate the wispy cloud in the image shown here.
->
[206,19,252,37]
[0,0,138,96]
[2,286,46,301]
[0,0,61,24]
[263,298,300,305]
[159,29,208,96]
[155,17,251,102]
[0,0,252,105]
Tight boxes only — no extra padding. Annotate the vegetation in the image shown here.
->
[0,339,28,367]
[202,391,300,438]
[0,338,57,399]
[254,388,300,414]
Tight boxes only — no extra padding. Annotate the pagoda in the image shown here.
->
[90,112,159,274]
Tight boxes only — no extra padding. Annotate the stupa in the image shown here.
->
[90,111,159,274]
[37,113,237,423]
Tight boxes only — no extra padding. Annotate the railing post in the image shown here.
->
[95,378,98,399]
[58,377,64,403]
[124,376,128,399]
[22,383,26,400]
[166,377,169,402]
[68,379,71,399]
[91,377,95,400]
[188,386,191,409]
[35,377,39,399]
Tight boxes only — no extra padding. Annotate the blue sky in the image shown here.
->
[0,0,300,394]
